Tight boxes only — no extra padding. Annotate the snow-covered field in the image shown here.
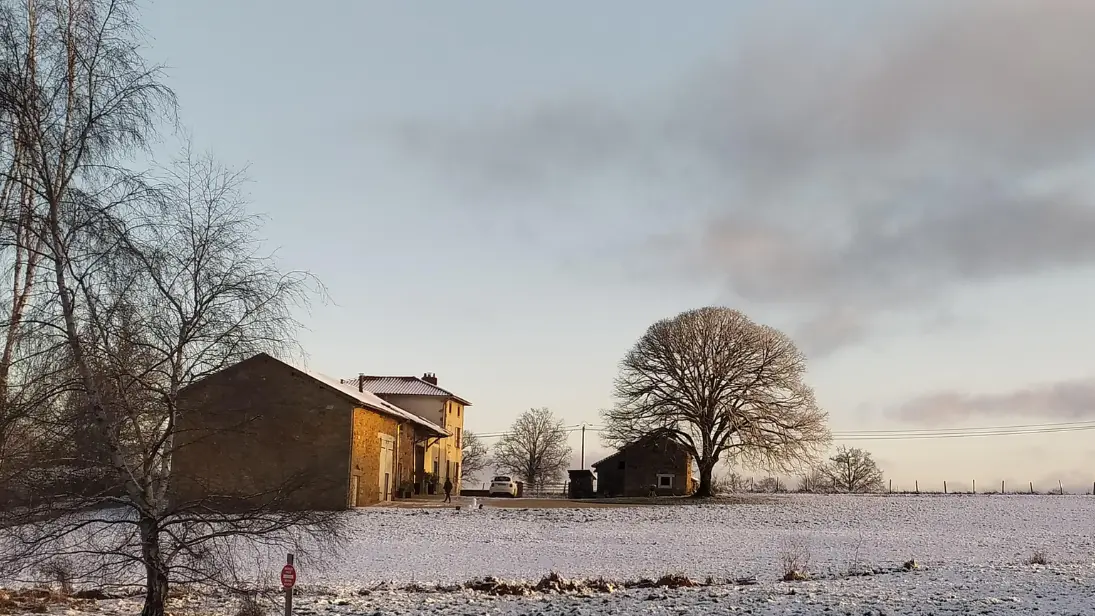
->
[11,495,1095,614]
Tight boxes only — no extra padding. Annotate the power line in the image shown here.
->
[834,419,1095,434]
[470,419,1095,441]
[834,420,1095,440]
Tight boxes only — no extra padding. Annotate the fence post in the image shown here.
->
[915,480,919,494]
[1001,480,1004,494]
[1029,481,1034,494]
[972,479,975,495]
[888,479,892,494]
[1059,479,1064,495]
[943,481,947,494]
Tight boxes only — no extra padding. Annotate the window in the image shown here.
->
[455,462,460,480]
[657,474,674,488]
[456,427,462,448]
[457,406,461,417]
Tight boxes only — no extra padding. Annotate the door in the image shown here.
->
[379,435,395,501]
[349,475,360,507]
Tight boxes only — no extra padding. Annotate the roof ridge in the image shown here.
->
[250,355,449,436]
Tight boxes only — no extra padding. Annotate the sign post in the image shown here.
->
[281,554,296,616]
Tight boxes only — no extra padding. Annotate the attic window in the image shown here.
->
[657,474,674,488]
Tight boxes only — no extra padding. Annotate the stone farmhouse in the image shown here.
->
[341,373,471,493]
[171,353,449,510]
[592,431,694,497]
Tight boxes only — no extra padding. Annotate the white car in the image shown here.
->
[489,475,518,497]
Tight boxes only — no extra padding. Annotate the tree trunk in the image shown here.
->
[692,461,715,498]
[139,516,169,616]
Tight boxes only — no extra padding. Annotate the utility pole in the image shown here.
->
[580,425,586,469]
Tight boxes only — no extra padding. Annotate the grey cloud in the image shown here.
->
[678,191,1095,305]
[895,378,1095,424]
[390,1,1095,353]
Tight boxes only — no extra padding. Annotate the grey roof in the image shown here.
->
[340,375,472,406]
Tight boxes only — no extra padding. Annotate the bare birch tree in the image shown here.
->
[0,6,342,616]
[493,407,572,490]
[604,307,831,498]
[0,0,173,483]
[459,430,490,484]
[821,446,884,493]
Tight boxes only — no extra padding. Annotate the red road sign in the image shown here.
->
[281,564,297,588]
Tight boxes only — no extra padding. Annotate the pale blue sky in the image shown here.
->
[140,1,1095,489]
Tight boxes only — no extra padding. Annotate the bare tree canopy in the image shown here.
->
[493,407,572,489]
[604,307,830,497]
[822,446,885,494]
[1,147,336,616]
[459,430,490,484]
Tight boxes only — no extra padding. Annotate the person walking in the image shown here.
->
[443,477,454,503]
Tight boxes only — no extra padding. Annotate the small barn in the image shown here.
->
[567,469,595,499]
[591,432,693,497]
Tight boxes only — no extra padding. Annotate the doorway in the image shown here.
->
[379,435,394,501]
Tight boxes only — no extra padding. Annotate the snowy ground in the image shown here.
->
[7,494,1095,614]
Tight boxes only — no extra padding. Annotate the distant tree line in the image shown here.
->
[713,446,886,494]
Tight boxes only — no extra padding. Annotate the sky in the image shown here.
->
[139,0,1095,491]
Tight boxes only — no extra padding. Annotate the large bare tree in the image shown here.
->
[459,430,490,484]
[493,407,572,490]
[604,307,830,497]
[822,446,884,493]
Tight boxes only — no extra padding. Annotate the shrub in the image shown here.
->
[235,592,265,616]
[847,531,867,575]
[36,559,74,597]
[1026,550,1049,565]
[779,535,812,581]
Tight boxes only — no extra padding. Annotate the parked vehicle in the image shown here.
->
[489,475,518,497]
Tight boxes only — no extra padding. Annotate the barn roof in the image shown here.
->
[590,431,686,468]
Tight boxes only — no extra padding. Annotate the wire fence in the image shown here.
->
[721,476,1095,496]
[469,478,1095,497]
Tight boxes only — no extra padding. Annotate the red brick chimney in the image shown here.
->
[422,372,438,385]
